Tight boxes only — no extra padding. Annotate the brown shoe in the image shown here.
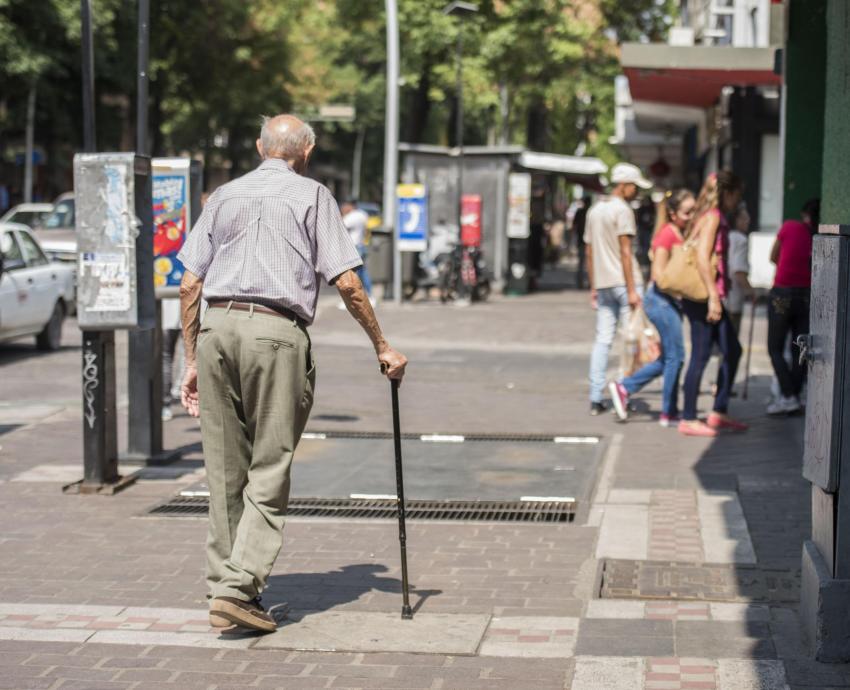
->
[209,596,277,633]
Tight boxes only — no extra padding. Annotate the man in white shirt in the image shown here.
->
[341,200,373,300]
[584,163,652,415]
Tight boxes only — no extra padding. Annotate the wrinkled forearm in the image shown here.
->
[335,269,388,355]
[179,271,204,367]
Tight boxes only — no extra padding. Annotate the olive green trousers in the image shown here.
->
[197,305,315,602]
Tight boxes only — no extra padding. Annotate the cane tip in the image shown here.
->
[401,607,413,620]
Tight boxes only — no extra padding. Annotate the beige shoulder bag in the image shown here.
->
[656,234,717,303]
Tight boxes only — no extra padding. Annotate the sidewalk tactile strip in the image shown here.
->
[645,658,717,690]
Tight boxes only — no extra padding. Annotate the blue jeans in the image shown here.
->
[681,299,742,420]
[589,285,643,403]
[620,285,685,417]
[356,245,372,296]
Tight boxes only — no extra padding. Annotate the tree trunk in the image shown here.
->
[499,82,510,145]
[351,127,366,200]
[404,63,432,143]
[526,100,549,151]
[24,83,36,203]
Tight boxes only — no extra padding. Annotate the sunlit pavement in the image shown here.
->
[0,276,843,689]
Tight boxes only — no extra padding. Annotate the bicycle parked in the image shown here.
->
[438,240,491,303]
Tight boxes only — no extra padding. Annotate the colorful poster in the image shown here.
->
[507,173,531,239]
[152,173,188,287]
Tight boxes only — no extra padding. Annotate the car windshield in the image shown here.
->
[43,200,74,229]
[8,211,44,226]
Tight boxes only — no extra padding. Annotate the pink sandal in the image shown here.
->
[678,420,718,437]
[707,413,749,432]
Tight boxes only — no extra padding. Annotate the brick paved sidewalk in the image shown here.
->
[1,289,849,688]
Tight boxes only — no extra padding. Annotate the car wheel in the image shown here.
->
[36,301,65,351]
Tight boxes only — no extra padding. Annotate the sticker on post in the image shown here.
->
[80,252,131,312]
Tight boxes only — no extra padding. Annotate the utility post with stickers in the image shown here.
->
[66,153,155,494]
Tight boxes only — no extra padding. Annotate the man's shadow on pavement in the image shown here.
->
[220,563,441,638]
[264,563,441,615]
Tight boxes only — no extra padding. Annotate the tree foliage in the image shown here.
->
[0,0,673,198]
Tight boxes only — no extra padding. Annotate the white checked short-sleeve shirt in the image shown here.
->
[178,159,362,325]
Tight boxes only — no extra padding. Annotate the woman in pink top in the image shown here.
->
[608,189,695,426]
[766,198,819,416]
[679,172,746,437]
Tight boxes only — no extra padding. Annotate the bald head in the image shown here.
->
[257,114,316,171]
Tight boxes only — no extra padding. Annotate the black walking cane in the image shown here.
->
[742,295,757,401]
[383,365,414,620]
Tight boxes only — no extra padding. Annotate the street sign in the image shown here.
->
[397,183,428,252]
[507,173,531,239]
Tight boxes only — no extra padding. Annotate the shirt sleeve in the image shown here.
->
[312,185,363,285]
[615,203,637,237]
[177,190,218,279]
[728,234,749,274]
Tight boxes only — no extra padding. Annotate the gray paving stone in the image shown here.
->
[782,658,850,687]
[571,656,644,690]
[675,634,777,659]
[676,619,772,639]
[254,611,490,655]
[716,659,790,690]
[575,633,675,657]
[579,618,674,637]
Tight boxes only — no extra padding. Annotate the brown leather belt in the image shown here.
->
[208,300,306,328]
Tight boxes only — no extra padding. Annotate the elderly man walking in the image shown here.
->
[177,114,408,632]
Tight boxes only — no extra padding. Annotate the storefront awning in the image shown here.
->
[621,43,781,108]
[517,151,608,177]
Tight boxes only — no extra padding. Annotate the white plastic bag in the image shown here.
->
[621,306,661,377]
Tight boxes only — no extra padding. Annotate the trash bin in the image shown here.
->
[368,232,394,285]
[504,237,530,295]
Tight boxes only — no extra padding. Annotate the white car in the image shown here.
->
[0,223,75,350]
[0,203,54,228]
[34,192,76,263]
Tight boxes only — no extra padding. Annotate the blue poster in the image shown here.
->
[397,183,428,252]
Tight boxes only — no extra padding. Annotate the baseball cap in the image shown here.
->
[610,163,653,190]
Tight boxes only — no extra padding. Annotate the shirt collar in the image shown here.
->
[259,158,295,173]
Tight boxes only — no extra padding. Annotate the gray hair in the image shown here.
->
[259,115,316,160]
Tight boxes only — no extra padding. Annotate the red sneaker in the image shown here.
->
[707,413,749,432]
[678,420,718,437]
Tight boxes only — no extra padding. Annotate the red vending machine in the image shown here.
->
[460,194,482,247]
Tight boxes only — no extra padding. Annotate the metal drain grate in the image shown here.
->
[146,496,575,523]
[598,558,799,603]
[301,431,599,444]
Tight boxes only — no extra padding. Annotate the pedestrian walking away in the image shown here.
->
[679,172,746,437]
[608,188,694,426]
[341,199,374,304]
[176,114,408,633]
[766,198,818,416]
[160,297,182,422]
[585,162,652,416]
